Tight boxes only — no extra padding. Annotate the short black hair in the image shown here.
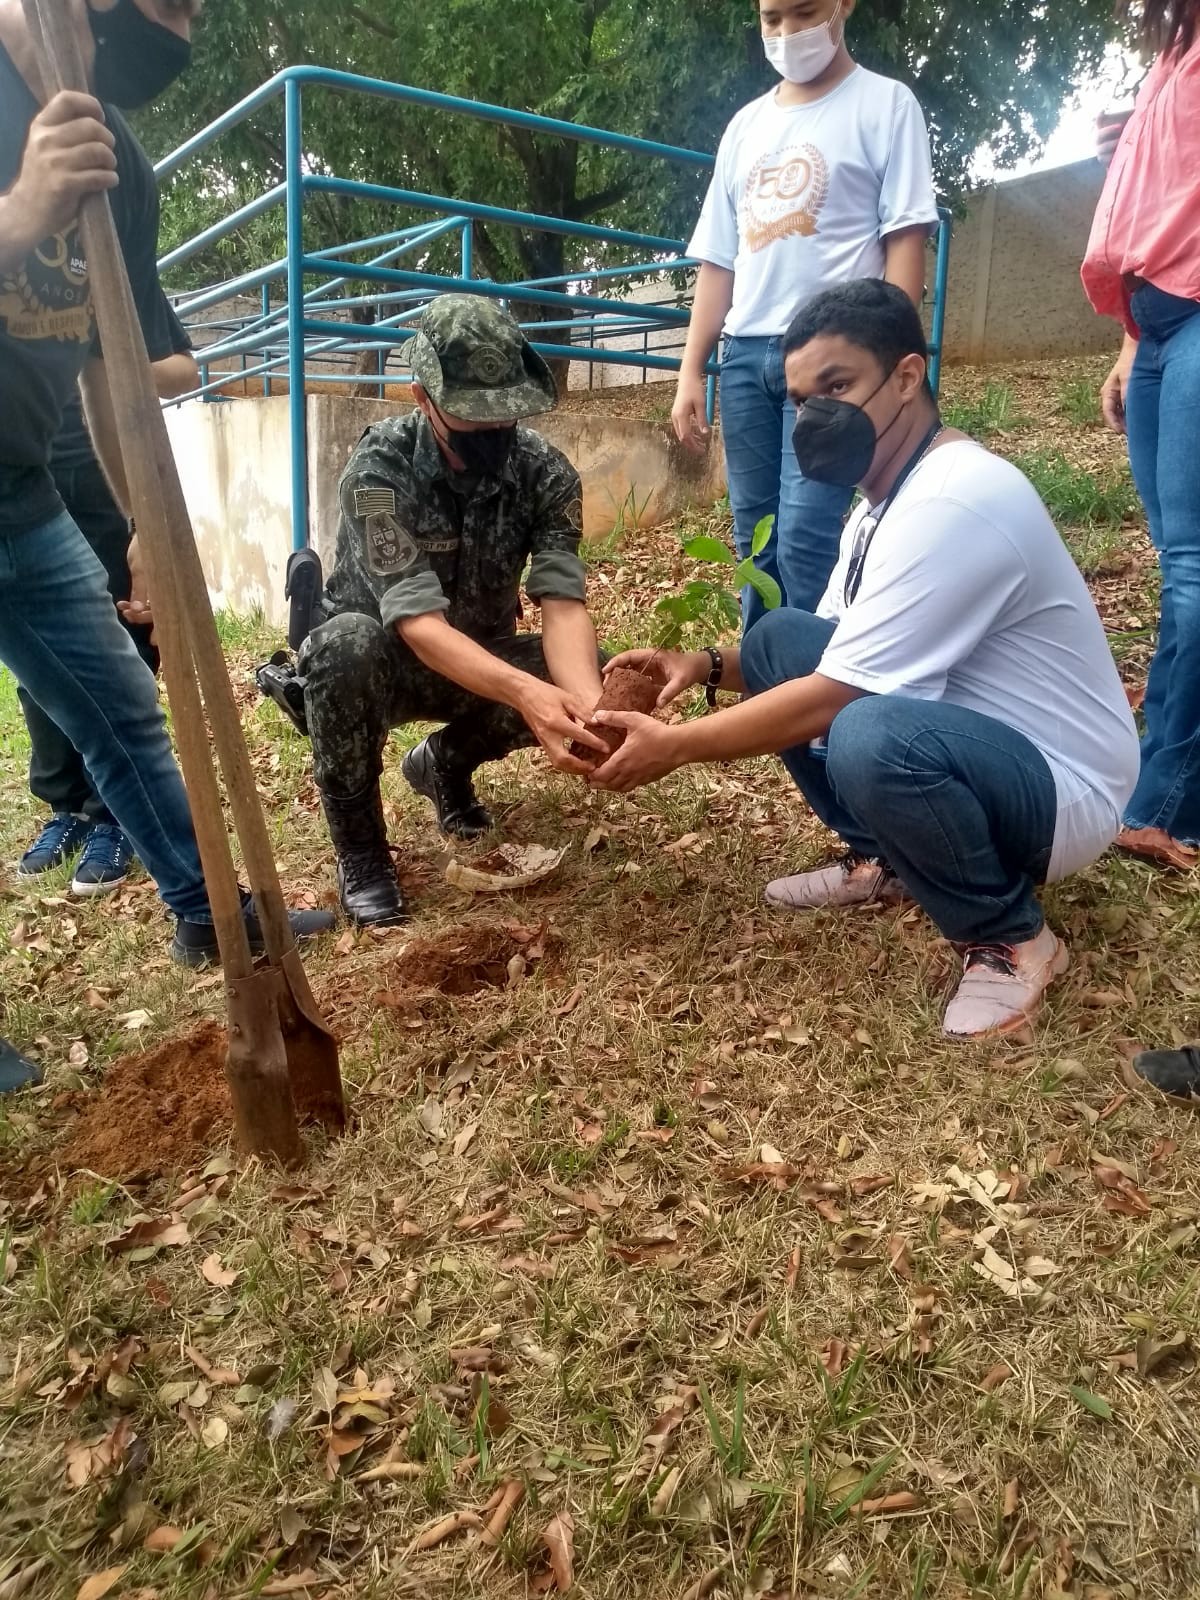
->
[783,279,929,376]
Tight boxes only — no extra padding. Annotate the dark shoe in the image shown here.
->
[0,1039,42,1095]
[19,812,91,877]
[320,786,408,928]
[1123,1047,1200,1110]
[170,899,337,969]
[71,823,135,897]
[402,735,493,839]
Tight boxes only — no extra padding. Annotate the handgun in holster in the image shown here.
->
[254,548,324,737]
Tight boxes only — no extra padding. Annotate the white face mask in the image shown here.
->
[763,7,844,84]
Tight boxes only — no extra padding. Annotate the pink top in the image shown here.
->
[1082,41,1200,337]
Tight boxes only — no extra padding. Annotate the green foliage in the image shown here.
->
[654,513,776,646]
[1056,378,1104,426]
[143,1,1131,295]
[941,381,1026,437]
[1013,448,1141,531]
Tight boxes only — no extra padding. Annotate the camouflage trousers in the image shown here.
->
[302,611,553,799]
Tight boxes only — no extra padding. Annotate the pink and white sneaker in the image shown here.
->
[764,853,910,911]
[942,925,1070,1039]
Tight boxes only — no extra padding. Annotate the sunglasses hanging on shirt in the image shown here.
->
[842,420,945,607]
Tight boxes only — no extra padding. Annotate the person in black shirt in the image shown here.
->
[18,301,195,896]
[0,0,332,1044]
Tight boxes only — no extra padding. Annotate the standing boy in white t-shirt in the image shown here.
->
[675,0,939,629]
[592,281,1140,1040]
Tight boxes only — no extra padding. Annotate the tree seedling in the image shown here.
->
[653,513,780,649]
[573,514,779,764]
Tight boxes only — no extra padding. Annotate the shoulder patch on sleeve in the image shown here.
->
[365,511,420,576]
[354,486,398,519]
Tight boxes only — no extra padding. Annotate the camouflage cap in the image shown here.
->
[409,294,557,423]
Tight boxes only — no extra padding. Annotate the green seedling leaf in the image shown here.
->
[655,596,693,627]
[1070,1385,1113,1420]
[717,591,741,630]
[738,563,783,610]
[751,513,776,559]
[683,534,736,567]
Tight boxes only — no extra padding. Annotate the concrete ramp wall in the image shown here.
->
[165,394,727,625]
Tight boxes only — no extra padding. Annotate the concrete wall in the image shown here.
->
[167,393,727,624]
[938,160,1122,365]
[164,397,295,621]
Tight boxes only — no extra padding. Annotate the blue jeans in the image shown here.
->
[19,457,158,822]
[1124,284,1200,843]
[0,510,209,921]
[741,610,1058,945]
[720,335,852,630]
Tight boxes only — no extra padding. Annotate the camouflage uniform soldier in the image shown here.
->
[303,294,607,927]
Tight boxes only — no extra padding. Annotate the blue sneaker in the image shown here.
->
[0,1038,41,1094]
[18,812,91,878]
[71,823,135,898]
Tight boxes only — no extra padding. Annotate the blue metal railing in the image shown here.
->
[156,65,951,553]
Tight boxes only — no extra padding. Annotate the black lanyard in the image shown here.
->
[843,420,944,607]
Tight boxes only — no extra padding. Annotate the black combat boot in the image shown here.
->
[402,732,494,839]
[320,785,408,927]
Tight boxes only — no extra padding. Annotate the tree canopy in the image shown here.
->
[140,0,1129,295]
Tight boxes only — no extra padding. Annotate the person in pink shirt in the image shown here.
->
[1082,0,1200,872]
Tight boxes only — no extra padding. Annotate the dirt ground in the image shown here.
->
[1,358,1197,1600]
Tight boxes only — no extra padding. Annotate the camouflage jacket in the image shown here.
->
[323,412,587,641]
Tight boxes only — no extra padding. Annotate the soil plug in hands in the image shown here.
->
[589,712,685,793]
[603,649,711,709]
[517,679,607,775]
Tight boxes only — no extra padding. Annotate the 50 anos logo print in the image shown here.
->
[0,227,93,344]
[742,143,830,254]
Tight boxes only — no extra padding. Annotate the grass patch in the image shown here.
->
[0,361,1196,1600]
[942,381,1028,438]
[1056,377,1104,427]
[1012,446,1141,530]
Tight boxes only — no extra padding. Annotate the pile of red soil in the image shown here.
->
[60,1022,233,1183]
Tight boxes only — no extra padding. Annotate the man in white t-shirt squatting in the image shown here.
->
[592,280,1140,1039]
[674,0,938,630]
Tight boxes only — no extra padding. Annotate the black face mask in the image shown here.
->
[432,406,516,478]
[88,0,192,109]
[792,367,905,488]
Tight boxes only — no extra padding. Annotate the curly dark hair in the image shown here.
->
[1121,0,1199,55]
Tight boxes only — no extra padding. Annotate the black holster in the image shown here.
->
[254,548,326,737]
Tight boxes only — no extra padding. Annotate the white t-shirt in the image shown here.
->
[688,67,939,339]
[815,440,1140,883]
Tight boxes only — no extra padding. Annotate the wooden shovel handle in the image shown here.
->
[23,0,253,980]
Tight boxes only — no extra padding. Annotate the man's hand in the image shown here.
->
[117,534,157,642]
[588,712,684,793]
[0,93,117,268]
[671,374,711,455]
[1096,109,1133,167]
[516,678,607,776]
[1101,336,1138,435]
[604,648,710,709]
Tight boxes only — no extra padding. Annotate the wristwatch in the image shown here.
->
[703,646,724,710]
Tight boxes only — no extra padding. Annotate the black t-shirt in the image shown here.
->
[0,43,173,530]
[51,302,191,477]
